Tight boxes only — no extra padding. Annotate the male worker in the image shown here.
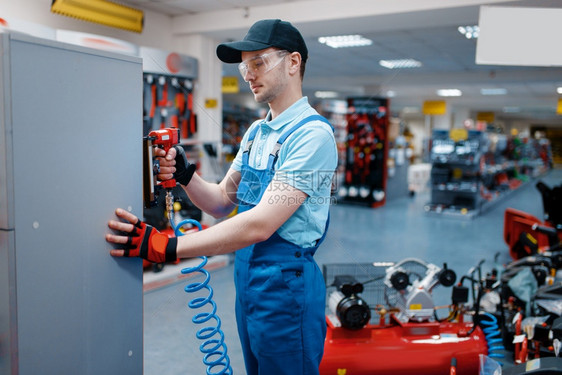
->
[106,19,338,375]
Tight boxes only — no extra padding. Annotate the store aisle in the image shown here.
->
[143,168,561,375]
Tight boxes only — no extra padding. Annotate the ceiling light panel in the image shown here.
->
[318,35,373,48]
[379,59,422,69]
[437,89,462,97]
[315,91,339,98]
[458,25,479,39]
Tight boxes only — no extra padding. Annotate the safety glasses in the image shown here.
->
[238,50,289,80]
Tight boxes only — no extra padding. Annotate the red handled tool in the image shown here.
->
[149,128,180,189]
[144,128,180,225]
[187,90,196,136]
[149,79,157,120]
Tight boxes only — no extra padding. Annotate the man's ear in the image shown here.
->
[287,52,301,76]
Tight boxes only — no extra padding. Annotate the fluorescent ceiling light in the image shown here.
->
[437,89,462,97]
[557,86,562,94]
[386,90,396,97]
[318,35,372,48]
[481,88,507,95]
[458,25,479,39]
[379,59,422,69]
[314,91,339,99]
[51,0,144,33]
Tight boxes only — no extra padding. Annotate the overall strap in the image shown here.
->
[241,124,262,165]
[266,115,332,170]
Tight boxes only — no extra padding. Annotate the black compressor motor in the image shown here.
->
[328,275,371,330]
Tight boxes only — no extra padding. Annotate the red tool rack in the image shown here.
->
[339,97,389,208]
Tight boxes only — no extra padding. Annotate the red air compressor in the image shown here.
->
[503,181,562,260]
[319,259,488,375]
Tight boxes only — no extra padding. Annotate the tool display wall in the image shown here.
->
[140,48,202,234]
[140,47,198,141]
[143,75,196,139]
[337,97,389,208]
[222,102,261,162]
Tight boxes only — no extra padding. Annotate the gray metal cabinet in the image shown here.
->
[0,31,143,374]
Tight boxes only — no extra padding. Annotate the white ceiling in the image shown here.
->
[123,0,562,123]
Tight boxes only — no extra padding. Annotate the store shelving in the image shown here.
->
[424,129,551,219]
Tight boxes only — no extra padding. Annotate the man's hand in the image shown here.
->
[106,208,177,263]
[154,147,176,182]
[154,146,195,186]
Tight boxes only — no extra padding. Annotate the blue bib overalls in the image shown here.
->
[234,115,332,375]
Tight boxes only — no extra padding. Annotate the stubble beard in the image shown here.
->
[253,66,287,104]
[254,84,281,104]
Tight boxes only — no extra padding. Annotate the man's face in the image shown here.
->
[240,48,289,104]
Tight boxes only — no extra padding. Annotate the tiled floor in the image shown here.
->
[143,167,561,375]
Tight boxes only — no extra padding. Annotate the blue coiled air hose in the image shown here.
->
[479,312,505,359]
[172,218,233,375]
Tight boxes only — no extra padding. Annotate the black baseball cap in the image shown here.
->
[216,19,308,63]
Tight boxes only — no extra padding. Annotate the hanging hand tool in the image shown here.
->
[169,108,179,129]
[173,79,188,139]
[157,75,169,107]
[161,106,180,130]
[146,74,157,120]
[159,107,168,130]
[143,74,156,135]
[184,79,197,137]
[167,78,181,133]
[143,128,180,226]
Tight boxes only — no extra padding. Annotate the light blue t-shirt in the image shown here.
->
[231,97,338,248]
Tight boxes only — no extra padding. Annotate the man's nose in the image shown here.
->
[243,69,255,82]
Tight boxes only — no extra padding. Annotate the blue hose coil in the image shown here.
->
[479,312,505,359]
[173,219,233,375]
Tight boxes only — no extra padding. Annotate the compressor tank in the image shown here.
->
[319,315,488,375]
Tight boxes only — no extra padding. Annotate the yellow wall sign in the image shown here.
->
[477,112,495,123]
[422,100,446,115]
[205,98,218,108]
[557,98,562,115]
[222,76,239,93]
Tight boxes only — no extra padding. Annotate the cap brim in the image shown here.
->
[216,40,272,63]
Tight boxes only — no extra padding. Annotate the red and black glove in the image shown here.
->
[123,220,178,263]
[173,145,196,186]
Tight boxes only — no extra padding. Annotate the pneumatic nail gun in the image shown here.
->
[143,127,180,225]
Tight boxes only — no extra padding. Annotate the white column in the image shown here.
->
[451,107,471,129]
[432,112,450,130]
